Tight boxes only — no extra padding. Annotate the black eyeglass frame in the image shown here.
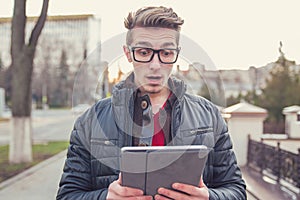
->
[128,46,181,64]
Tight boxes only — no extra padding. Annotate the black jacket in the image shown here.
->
[57,75,246,199]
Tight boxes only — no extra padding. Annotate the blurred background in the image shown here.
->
[0,0,300,199]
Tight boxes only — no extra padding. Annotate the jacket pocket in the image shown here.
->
[91,139,120,178]
[91,139,120,158]
[181,127,215,148]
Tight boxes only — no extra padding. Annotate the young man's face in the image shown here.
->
[124,27,179,94]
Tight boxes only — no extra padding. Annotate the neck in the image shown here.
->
[148,88,170,114]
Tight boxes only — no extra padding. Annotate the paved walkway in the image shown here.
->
[241,167,298,200]
[0,149,296,200]
[0,150,66,200]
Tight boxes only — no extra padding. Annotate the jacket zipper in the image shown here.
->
[171,100,179,145]
[125,88,133,146]
[190,127,213,135]
[90,139,115,146]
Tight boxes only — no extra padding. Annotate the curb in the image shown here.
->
[241,167,260,200]
[246,189,260,200]
[0,149,67,190]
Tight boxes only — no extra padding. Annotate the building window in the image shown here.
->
[297,114,300,121]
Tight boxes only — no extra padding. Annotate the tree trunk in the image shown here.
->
[9,117,33,163]
[9,0,49,163]
[11,48,34,116]
[9,48,34,163]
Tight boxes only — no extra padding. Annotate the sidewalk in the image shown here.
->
[241,167,298,200]
[0,150,66,200]
[0,149,295,200]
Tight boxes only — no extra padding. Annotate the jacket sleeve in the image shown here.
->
[56,116,108,200]
[207,109,247,200]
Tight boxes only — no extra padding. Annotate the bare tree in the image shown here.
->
[10,0,49,163]
[0,54,3,71]
[32,37,56,109]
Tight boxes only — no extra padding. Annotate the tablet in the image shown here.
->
[120,145,210,196]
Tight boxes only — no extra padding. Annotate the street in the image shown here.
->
[0,109,77,145]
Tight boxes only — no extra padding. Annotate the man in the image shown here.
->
[57,6,246,200]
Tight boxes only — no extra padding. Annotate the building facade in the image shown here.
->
[0,14,101,69]
[0,14,101,107]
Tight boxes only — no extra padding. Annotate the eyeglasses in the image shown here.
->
[128,46,180,64]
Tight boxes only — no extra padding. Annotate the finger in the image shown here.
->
[172,183,201,196]
[154,194,170,200]
[118,173,145,196]
[143,196,155,200]
[108,194,153,200]
[109,180,144,197]
[118,173,122,184]
[116,185,144,197]
[157,187,187,200]
[127,196,153,200]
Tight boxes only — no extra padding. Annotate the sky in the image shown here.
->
[1,0,300,70]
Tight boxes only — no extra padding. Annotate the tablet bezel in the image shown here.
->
[120,145,210,196]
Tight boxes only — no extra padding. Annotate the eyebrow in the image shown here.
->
[134,41,152,47]
[160,42,177,48]
[134,41,177,48]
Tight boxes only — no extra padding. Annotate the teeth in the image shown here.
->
[148,76,160,79]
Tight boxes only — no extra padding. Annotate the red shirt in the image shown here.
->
[151,111,165,146]
[151,93,171,146]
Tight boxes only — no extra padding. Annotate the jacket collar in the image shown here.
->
[112,72,187,104]
[111,73,186,146]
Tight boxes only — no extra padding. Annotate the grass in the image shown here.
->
[0,141,69,183]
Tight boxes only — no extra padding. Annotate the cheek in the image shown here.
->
[133,67,145,79]
[163,66,173,74]
[133,65,144,73]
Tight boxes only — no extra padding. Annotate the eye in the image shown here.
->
[160,49,175,57]
[135,48,152,57]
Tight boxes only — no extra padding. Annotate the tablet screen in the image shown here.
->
[120,145,210,196]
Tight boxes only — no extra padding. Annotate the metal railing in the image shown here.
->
[247,135,300,197]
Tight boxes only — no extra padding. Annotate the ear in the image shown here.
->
[123,45,132,62]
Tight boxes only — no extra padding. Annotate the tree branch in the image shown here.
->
[28,0,49,48]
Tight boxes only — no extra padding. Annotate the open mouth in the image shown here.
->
[146,75,162,80]
[145,76,163,85]
[148,77,161,80]
[146,76,162,84]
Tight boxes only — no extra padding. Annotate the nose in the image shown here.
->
[149,53,161,70]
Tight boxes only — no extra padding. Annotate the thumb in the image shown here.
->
[118,173,122,184]
[198,176,205,188]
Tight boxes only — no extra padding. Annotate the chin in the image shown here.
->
[143,86,163,94]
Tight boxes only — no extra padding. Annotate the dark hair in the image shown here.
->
[124,6,184,45]
[124,6,184,31]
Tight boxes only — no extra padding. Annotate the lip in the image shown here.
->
[145,75,163,84]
